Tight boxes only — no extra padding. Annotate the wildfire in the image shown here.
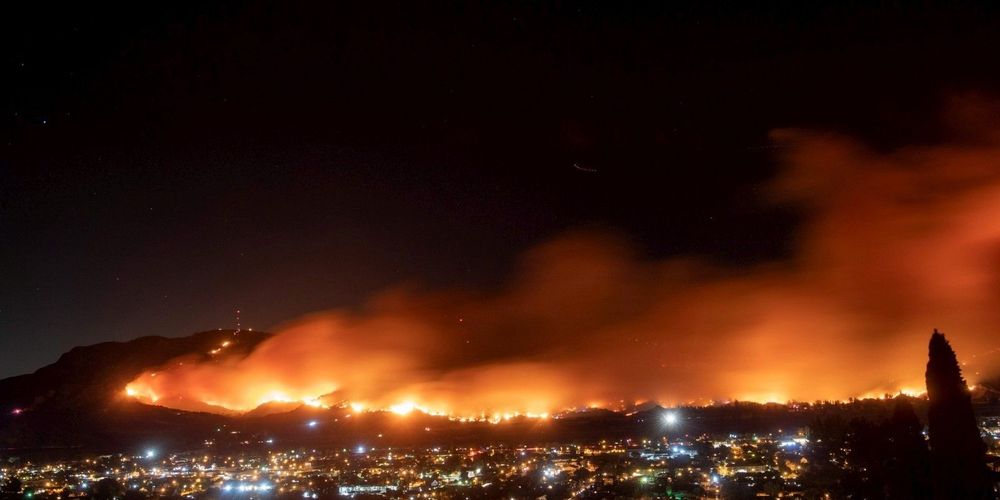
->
[123,371,938,418]
[388,401,418,415]
[122,112,1000,417]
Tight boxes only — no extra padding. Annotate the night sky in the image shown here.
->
[4,1,1000,378]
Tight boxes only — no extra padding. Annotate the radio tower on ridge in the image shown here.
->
[235,308,241,337]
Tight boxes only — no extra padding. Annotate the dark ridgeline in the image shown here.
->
[925,329,993,499]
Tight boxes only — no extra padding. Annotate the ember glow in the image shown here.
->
[127,109,1000,416]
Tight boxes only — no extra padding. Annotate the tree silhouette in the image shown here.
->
[924,329,992,499]
[92,477,124,500]
[885,397,931,499]
[0,477,22,500]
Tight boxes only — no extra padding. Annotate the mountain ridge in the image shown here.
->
[3,330,997,456]
[1,329,271,411]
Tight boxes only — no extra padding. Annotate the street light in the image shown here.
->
[664,411,678,425]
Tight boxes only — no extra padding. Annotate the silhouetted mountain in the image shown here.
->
[0,330,270,453]
[0,330,270,411]
[925,329,992,500]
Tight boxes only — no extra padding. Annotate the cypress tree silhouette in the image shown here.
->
[925,329,992,499]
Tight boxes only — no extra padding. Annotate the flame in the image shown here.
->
[124,100,1000,416]
[125,384,160,403]
[388,402,418,415]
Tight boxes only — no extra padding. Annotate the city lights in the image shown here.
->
[11,429,947,498]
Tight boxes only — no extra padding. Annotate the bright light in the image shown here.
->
[664,411,678,425]
[389,401,416,415]
[349,402,365,412]
[307,420,319,428]
[356,445,366,454]
[145,449,156,459]
[264,391,292,403]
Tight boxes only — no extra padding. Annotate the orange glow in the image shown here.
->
[302,398,327,408]
[389,402,418,415]
[124,104,1000,416]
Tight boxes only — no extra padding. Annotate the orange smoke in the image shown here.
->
[127,100,1000,415]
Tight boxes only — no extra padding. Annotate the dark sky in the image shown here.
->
[3,1,1000,378]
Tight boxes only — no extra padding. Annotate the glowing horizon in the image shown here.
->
[122,382,947,419]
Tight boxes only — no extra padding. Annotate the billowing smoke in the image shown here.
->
[128,102,1000,416]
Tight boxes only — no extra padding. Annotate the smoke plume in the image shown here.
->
[128,100,1000,416]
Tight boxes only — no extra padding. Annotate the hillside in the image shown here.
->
[0,330,270,452]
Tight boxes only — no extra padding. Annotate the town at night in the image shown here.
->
[5,401,999,499]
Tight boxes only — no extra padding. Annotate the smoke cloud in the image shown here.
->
[128,101,1000,415]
